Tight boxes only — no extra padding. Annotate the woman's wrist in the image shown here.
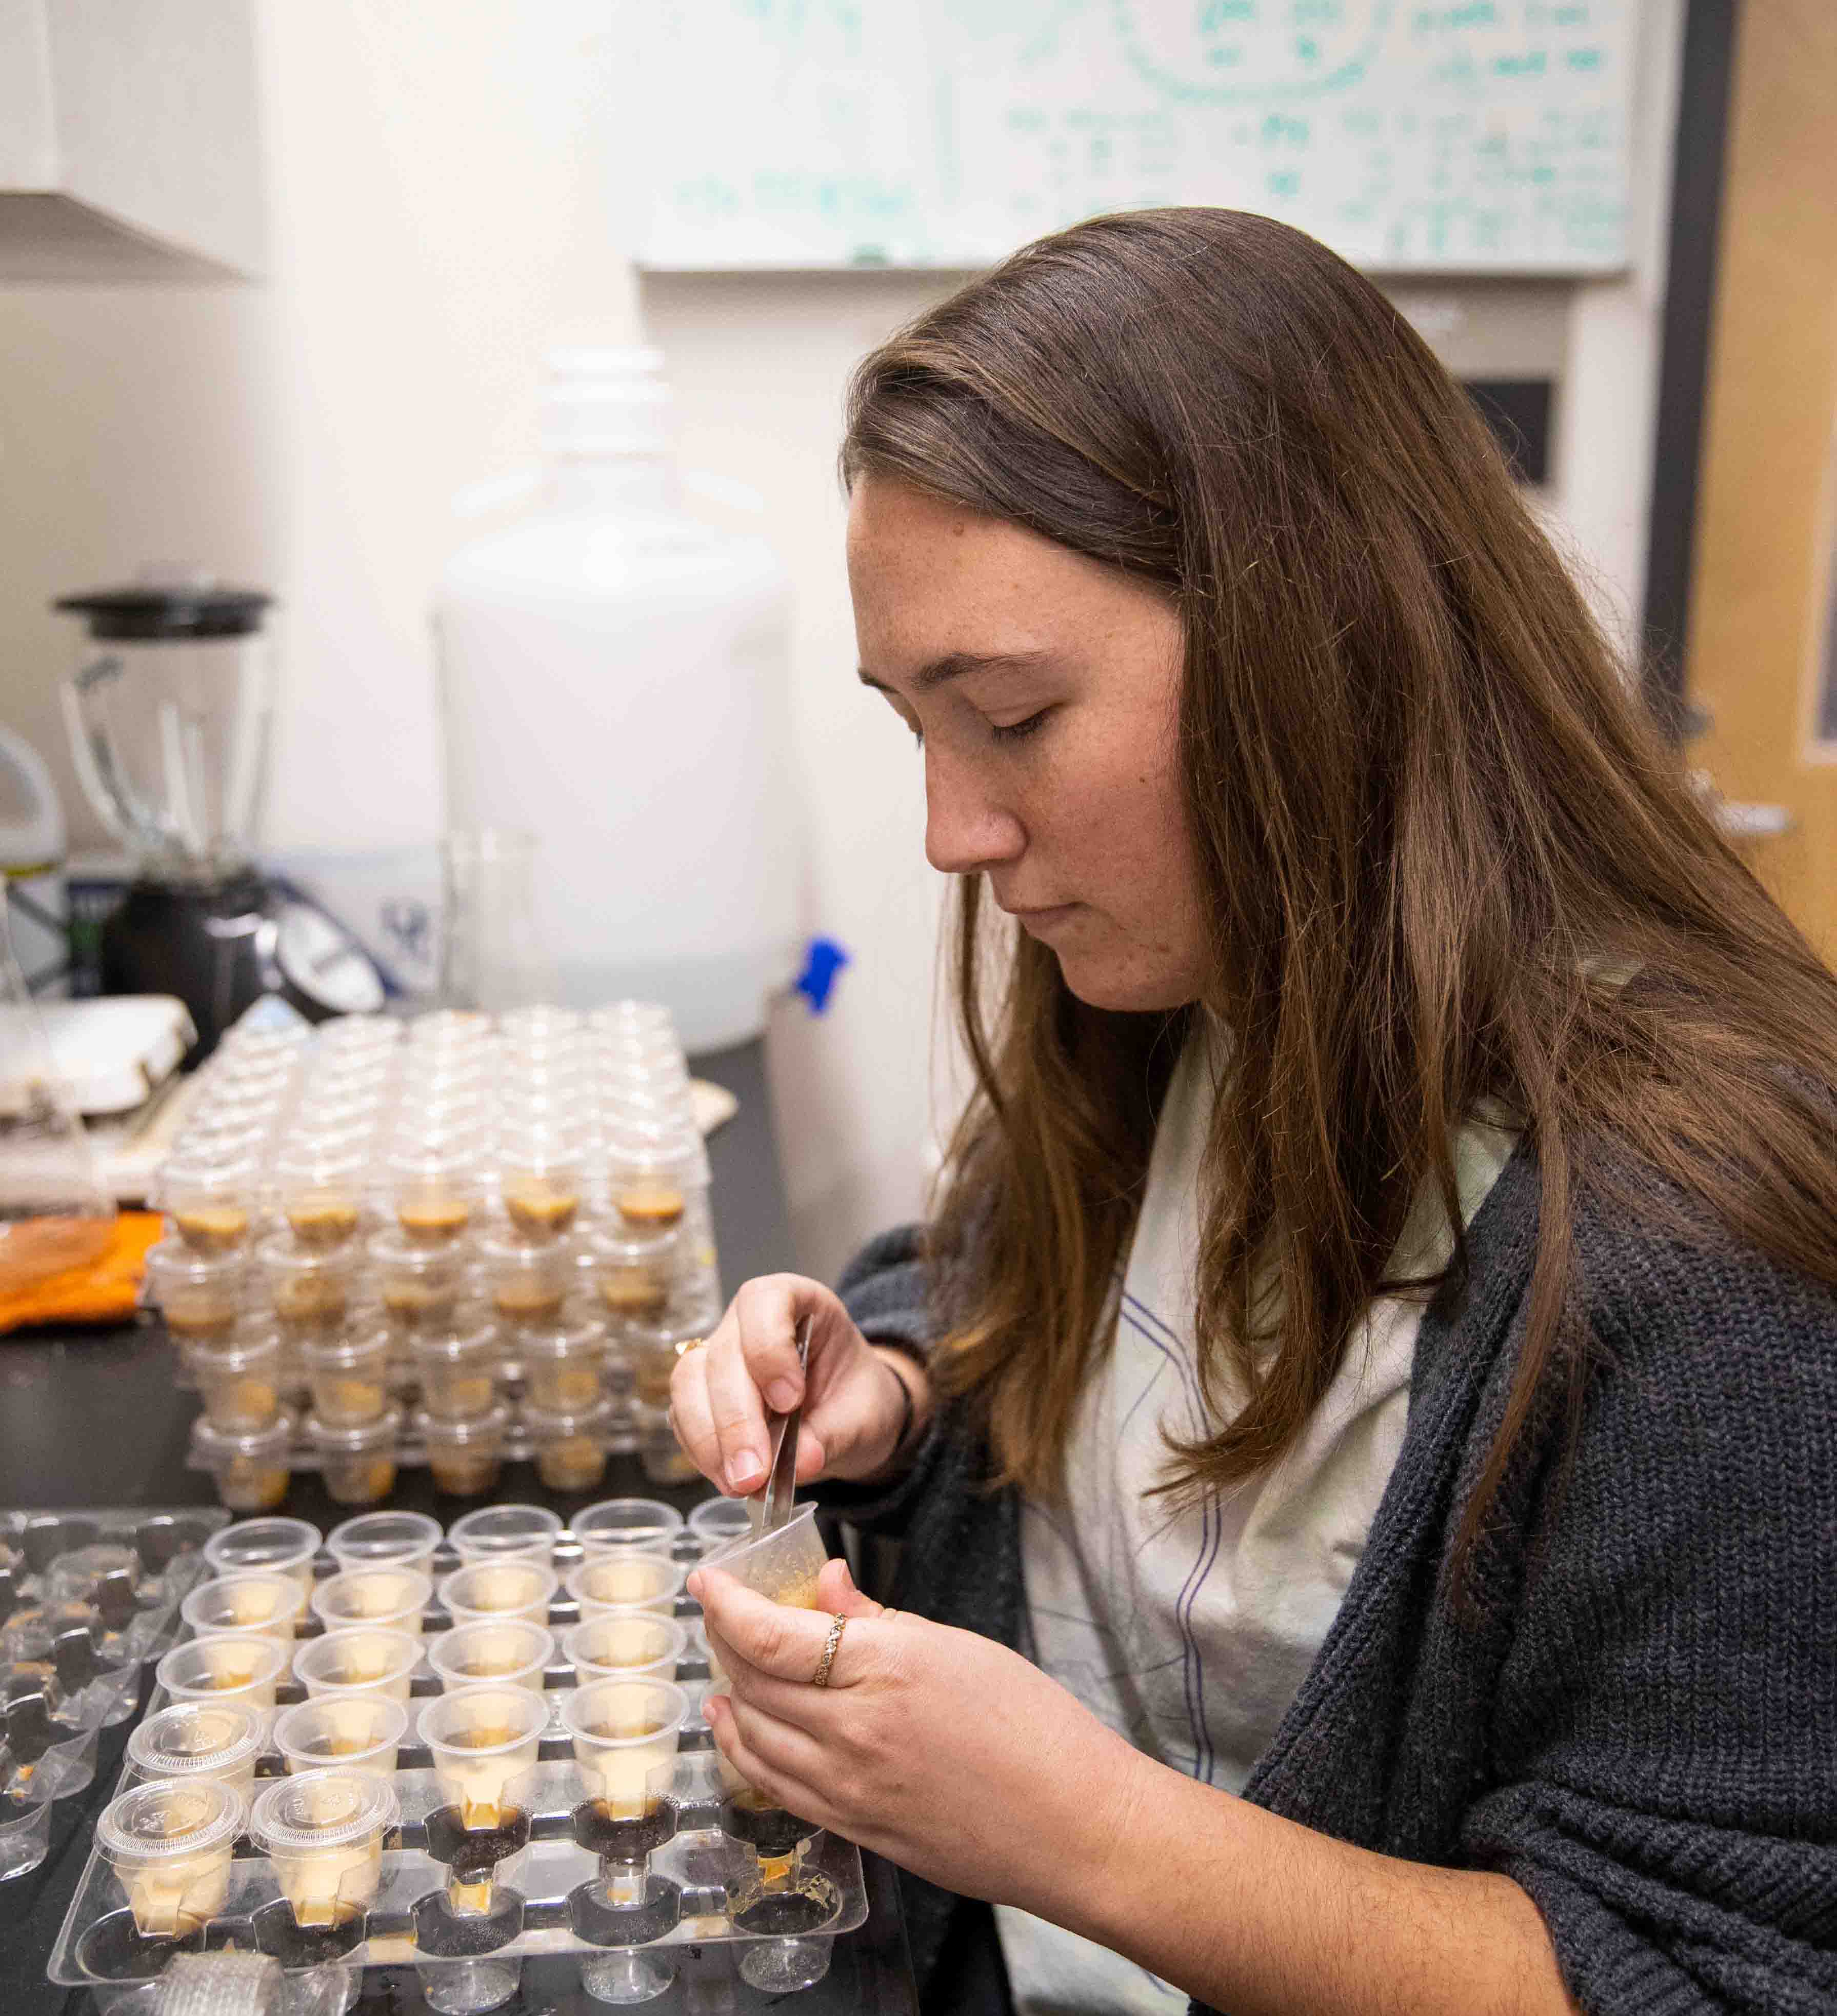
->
[864,1345,931,1479]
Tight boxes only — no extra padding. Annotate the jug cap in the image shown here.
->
[54,583,272,642]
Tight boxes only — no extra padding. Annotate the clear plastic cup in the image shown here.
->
[497,1148,585,1244]
[272,1694,408,1778]
[250,1768,400,1928]
[574,1499,684,1556]
[516,1315,607,1411]
[702,1501,829,1611]
[448,1504,561,1569]
[622,1316,706,1410]
[273,1153,370,1251]
[97,1778,245,1937]
[306,1407,403,1505]
[327,1510,442,1576]
[187,1332,284,1430]
[583,1226,681,1325]
[309,1565,432,1640]
[294,1626,423,1704]
[204,1515,321,1593]
[301,1333,393,1426]
[126,1699,264,1800]
[566,1552,686,1619]
[411,1322,502,1420]
[417,1405,509,1498]
[603,1129,706,1234]
[524,1398,611,1493]
[156,1633,288,1715]
[426,1619,554,1694]
[180,1570,306,1644]
[387,1148,482,1247]
[416,1685,549,1830]
[561,1678,688,1821]
[190,1413,295,1512]
[563,1613,688,1685]
[146,1239,248,1343]
[257,1235,355,1337]
[478,1235,573,1328]
[157,1155,263,1255]
[440,1559,557,1631]
[368,1229,473,1330]
[686,1496,753,1550]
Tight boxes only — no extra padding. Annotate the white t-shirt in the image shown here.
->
[995,1032,1518,2014]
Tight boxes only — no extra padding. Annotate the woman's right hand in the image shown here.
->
[667,1273,924,1498]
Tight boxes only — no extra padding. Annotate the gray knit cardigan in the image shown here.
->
[818,1144,1837,2014]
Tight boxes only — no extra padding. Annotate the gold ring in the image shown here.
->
[810,1613,847,1688]
[674,1337,705,1359]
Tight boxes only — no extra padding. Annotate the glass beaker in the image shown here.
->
[439,828,556,1013]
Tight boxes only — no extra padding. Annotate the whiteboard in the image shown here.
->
[632,1,1632,275]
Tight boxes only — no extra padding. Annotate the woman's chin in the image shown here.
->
[1052,945,1203,1014]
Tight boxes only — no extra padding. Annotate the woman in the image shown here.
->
[670,209,1837,2015]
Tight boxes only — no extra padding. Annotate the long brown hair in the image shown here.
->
[841,208,1837,1580]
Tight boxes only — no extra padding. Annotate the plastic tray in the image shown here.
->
[48,1513,867,2009]
[1,1505,230,1881]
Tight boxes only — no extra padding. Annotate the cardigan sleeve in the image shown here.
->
[1456,1226,1837,2013]
[812,1222,953,1539]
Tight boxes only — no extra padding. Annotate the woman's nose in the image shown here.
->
[923,747,1025,876]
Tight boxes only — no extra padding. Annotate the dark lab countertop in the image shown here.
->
[0,1040,917,2016]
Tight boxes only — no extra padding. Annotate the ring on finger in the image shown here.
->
[810,1613,847,1688]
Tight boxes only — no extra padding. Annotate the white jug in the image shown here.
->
[434,349,798,1052]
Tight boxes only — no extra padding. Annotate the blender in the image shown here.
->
[56,582,383,1060]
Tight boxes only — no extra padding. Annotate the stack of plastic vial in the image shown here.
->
[143,1006,722,1510]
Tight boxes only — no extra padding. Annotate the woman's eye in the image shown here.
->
[989,708,1052,744]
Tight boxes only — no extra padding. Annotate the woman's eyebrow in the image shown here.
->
[857,649,1053,695]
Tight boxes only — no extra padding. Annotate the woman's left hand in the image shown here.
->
[689,1556,1147,1911]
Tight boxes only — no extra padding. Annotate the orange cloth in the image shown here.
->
[0,1212,163,1333]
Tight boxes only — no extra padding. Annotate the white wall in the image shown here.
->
[0,0,1683,1285]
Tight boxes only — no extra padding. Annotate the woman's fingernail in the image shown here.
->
[766,1379,800,1411]
[685,1570,705,1601]
[728,1451,764,1490]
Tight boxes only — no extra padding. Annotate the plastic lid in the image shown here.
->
[204,1516,320,1573]
[191,1411,295,1461]
[520,1396,611,1437]
[326,1510,442,1568]
[249,1768,398,1853]
[127,1700,266,1779]
[299,1333,390,1371]
[408,1321,500,1366]
[447,1504,561,1560]
[145,1238,248,1283]
[97,1778,246,1861]
[584,1225,679,1264]
[514,1318,604,1363]
[55,583,272,642]
[541,346,673,458]
[413,1404,510,1446]
[305,1406,403,1453]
